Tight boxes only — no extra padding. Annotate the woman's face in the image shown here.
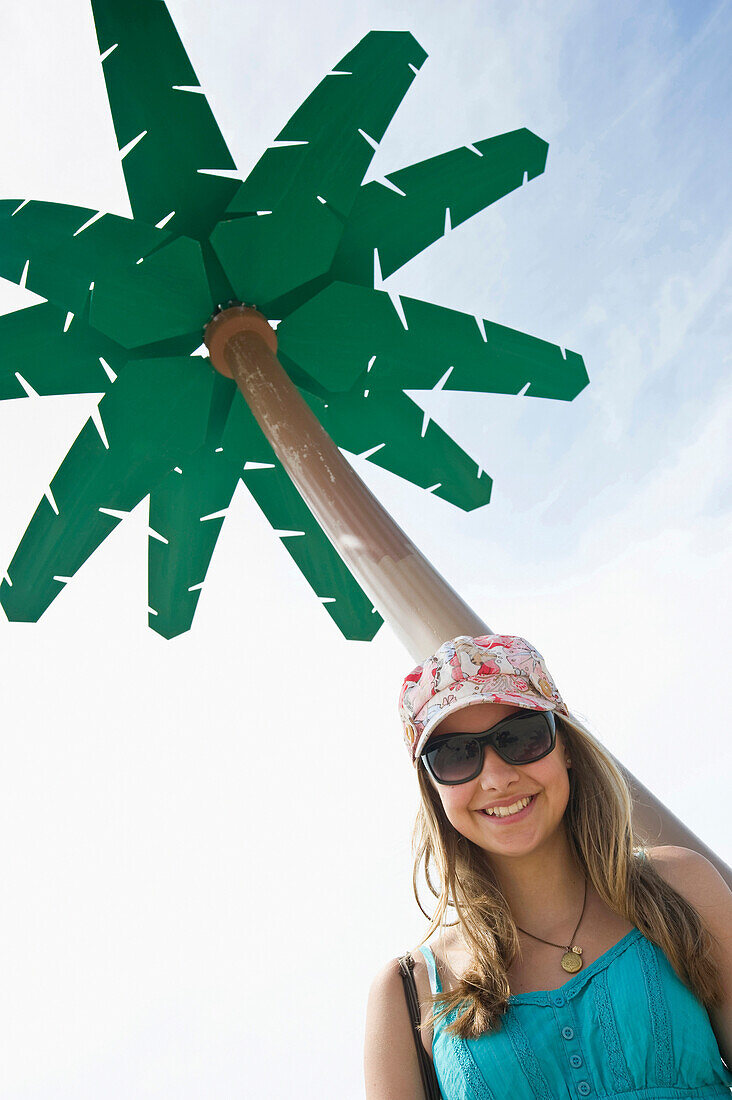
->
[427,702,571,857]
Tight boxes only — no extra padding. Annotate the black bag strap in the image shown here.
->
[398,953,442,1100]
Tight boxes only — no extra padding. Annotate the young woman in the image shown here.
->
[365,634,732,1100]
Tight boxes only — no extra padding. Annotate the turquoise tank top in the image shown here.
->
[420,889,732,1100]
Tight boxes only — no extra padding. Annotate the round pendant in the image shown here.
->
[561,949,583,973]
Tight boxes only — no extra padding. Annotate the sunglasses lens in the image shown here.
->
[426,737,482,784]
[424,712,555,783]
[495,712,554,763]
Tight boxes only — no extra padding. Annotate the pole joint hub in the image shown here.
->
[204,303,278,378]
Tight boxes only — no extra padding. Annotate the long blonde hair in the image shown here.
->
[413,711,725,1039]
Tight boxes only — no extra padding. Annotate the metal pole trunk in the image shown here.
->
[206,306,731,888]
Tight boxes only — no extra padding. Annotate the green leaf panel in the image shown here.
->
[332,128,548,283]
[0,303,123,399]
[279,282,589,399]
[210,31,426,315]
[0,203,211,349]
[306,388,492,512]
[88,235,213,349]
[0,356,214,623]
[227,32,426,216]
[282,32,424,136]
[221,393,382,641]
[28,211,166,315]
[210,202,344,319]
[90,0,238,239]
[202,369,238,446]
[278,280,402,391]
[0,199,95,285]
[147,446,241,639]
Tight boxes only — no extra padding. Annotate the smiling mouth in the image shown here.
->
[478,794,537,821]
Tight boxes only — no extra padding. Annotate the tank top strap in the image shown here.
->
[418,944,443,995]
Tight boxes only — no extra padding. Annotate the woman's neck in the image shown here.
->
[487,829,587,936]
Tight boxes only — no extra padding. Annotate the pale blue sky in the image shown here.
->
[0,2,729,1096]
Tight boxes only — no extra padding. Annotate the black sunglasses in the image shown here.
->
[421,710,557,785]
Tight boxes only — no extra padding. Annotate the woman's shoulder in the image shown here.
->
[365,955,435,1097]
[367,949,432,1020]
[368,943,439,1015]
[368,952,426,998]
[366,949,439,1072]
[644,844,714,882]
[643,843,695,863]
[643,845,731,909]
[370,925,464,983]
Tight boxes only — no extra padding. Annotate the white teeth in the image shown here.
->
[484,795,532,818]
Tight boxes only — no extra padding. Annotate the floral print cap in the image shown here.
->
[399,634,569,763]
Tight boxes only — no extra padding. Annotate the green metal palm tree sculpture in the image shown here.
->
[0,0,587,641]
[1,0,728,883]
